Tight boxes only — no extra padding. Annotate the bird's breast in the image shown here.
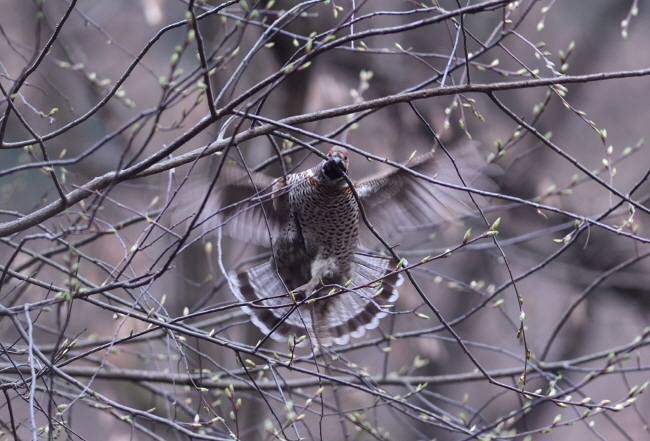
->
[291,182,359,257]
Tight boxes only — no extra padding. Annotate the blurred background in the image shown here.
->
[1,1,650,440]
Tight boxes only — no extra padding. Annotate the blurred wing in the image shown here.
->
[355,148,483,248]
[184,165,282,247]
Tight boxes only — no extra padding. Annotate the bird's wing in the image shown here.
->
[354,148,486,248]
[181,165,283,247]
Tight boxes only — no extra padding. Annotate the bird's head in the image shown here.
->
[321,146,349,183]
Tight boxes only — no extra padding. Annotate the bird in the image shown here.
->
[197,146,474,347]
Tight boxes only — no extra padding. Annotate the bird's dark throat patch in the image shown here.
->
[322,161,346,181]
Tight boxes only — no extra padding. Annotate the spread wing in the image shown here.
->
[355,148,484,248]
[181,165,283,247]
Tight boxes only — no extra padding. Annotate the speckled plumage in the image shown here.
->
[204,146,472,346]
[273,148,359,294]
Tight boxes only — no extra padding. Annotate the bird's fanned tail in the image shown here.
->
[230,253,403,347]
[230,261,312,343]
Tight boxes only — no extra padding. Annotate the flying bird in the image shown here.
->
[198,146,474,347]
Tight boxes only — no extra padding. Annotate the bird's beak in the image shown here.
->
[332,154,344,165]
[331,151,347,166]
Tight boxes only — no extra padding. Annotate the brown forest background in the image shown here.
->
[1,1,650,440]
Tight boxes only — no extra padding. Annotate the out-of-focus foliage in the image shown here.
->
[1,1,650,440]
